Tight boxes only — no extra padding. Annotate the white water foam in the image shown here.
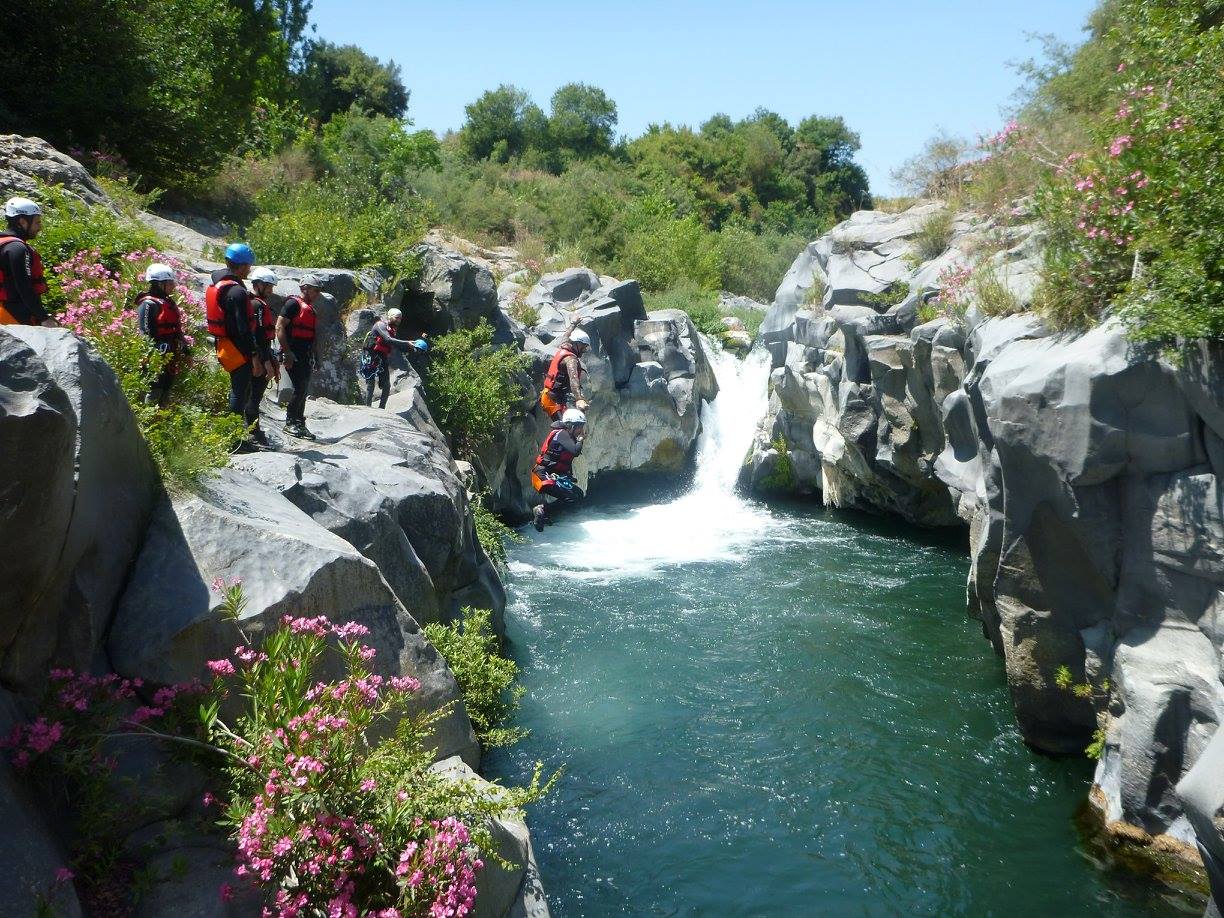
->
[512,341,782,580]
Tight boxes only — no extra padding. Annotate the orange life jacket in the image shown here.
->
[284,295,317,342]
[543,344,583,398]
[251,294,276,345]
[138,293,183,340]
[534,427,577,477]
[204,278,252,338]
[0,235,48,308]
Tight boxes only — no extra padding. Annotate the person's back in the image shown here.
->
[531,409,587,531]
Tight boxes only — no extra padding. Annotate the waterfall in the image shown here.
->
[512,339,780,580]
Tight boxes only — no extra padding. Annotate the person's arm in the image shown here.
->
[563,353,584,401]
[276,302,297,367]
[558,430,583,459]
[374,322,416,349]
[2,243,48,324]
[137,298,155,339]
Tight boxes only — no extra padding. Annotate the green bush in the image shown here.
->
[912,208,955,262]
[643,280,723,336]
[247,179,429,280]
[972,261,1022,317]
[422,320,532,457]
[715,220,807,302]
[760,435,795,492]
[858,283,910,310]
[424,608,526,749]
[471,497,524,570]
[616,197,722,292]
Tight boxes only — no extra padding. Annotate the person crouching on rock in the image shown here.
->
[360,307,428,409]
[277,274,323,440]
[136,262,187,407]
[247,267,282,445]
[205,242,263,451]
[0,196,57,328]
[540,320,590,420]
[531,408,587,532]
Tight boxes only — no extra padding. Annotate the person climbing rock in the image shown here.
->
[540,320,590,420]
[531,407,587,532]
[205,242,262,450]
[276,273,324,440]
[0,196,57,327]
[136,262,187,407]
[360,307,428,409]
[246,266,282,445]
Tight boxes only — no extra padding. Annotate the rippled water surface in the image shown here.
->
[485,349,1179,916]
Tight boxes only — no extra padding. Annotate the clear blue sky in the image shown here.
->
[307,0,1099,196]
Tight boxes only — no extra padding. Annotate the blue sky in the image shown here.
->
[308,0,1099,196]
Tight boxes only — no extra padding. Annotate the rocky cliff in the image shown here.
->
[744,201,1223,881]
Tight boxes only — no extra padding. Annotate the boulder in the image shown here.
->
[400,238,499,335]
[0,328,158,692]
[431,757,550,918]
[107,468,478,767]
[0,134,109,208]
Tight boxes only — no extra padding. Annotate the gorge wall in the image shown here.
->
[743,201,1224,883]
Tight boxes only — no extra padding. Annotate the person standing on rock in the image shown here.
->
[136,262,187,407]
[540,321,590,420]
[205,242,263,449]
[276,274,323,440]
[0,197,57,327]
[531,407,587,532]
[360,307,428,410]
[246,267,282,445]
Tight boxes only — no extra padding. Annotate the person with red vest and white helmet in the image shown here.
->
[246,267,282,446]
[205,242,263,450]
[0,197,57,328]
[540,319,590,420]
[531,407,587,532]
[136,263,187,407]
[360,307,428,409]
[276,273,324,440]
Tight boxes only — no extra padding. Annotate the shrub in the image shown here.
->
[971,261,1023,317]
[424,609,526,750]
[471,497,523,570]
[201,584,551,916]
[912,208,955,262]
[933,264,974,325]
[506,297,540,329]
[760,435,795,491]
[715,220,807,302]
[247,179,429,281]
[642,280,723,336]
[615,197,722,292]
[422,320,532,457]
[858,282,910,310]
[54,246,245,487]
[803,275,827,307]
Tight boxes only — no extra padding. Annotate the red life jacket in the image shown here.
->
[251,294,276,345]
[138,293,183,340]
[0,235,48,303]
[534,427,577,477]
[367,320,395,356]
[284,295,317,342]
[543,344,583,397]
[204,278,253,338]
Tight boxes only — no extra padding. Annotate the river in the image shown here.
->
[485,346,1185,916]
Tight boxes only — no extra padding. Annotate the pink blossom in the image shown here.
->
[207,659,236,676]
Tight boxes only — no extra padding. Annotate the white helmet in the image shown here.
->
[569,329,591,348]
[144,263,176,283]
[561,408,587,426]
[4,197,41,218]
[386,308,403,322]
[249,267,279,285]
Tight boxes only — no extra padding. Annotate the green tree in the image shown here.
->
[319,108,440,197]
[548,83,618,159]
[458,85,548,162]
[301,40,409,121]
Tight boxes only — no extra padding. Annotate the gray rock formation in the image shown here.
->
[0,134,109,207]
[432,757,550,918]
[0,328,159,692]
[745,200,1224,872]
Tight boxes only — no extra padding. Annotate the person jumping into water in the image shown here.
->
[531,407,586,532]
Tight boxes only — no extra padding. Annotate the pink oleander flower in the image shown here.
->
[207,659,236,676]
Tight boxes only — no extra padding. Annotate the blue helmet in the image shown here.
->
[224,242,255,265]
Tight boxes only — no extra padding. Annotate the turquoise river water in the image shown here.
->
[486,349,1187,916]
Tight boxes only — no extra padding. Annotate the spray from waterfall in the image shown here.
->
[511,338,780,580]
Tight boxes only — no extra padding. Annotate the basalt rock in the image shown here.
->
[0,328,159,693]
[0,134,109,208]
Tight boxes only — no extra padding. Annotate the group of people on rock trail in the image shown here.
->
[3,193,589,530]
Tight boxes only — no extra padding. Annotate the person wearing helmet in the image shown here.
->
[360,306,428,410]
[136,263,187,407]
[0,196,57,327]
[531,407,587,531]
[540,317,590,420]
[204,242,263,448]
[246,267,282,445]
[276,274,325,439]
